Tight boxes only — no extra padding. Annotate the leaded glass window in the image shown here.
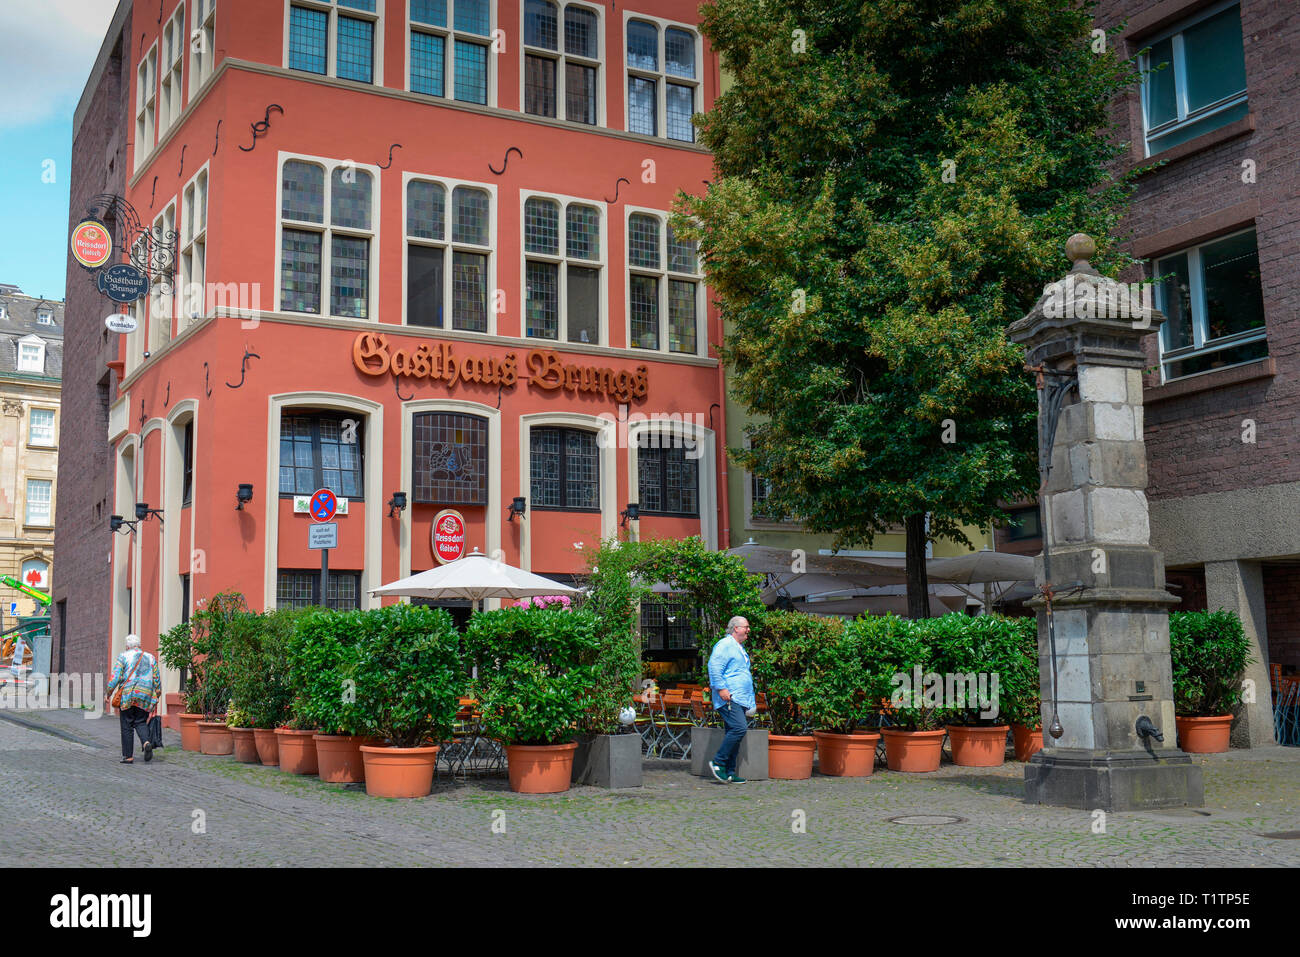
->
[279,158,374,318]
[279,412,365,498]
[629,212,702,354]
[407,179,492,331]
[525,2,600,124]
[525,196,603,343]
[530,427,599,510]
[626,20,699,142]
[637,436,699,516]
[413,412,488,504]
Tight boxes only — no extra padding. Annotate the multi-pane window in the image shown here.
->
[1156,227,1267,381]
[36,309,54,325]
[25,479,52,526]
[279,412,365,498]
[409,0,492,104]
[523,0,599,124]
[180,167,208,325]
[182,420,194,506]
[406,178,492,331]
[1141,3,1248,156]
[640,597,696,653]
[191,0,218,94]
[412,412,488,504]
[134,45,157,169]
[150,202,177,351]
[524,196,602,343]
[28,408,55,447]
[17,340,44,373]
[277,570,361,610]
[626,20,698,142]
[530,427,599,510]
[637,433,699,516]
[159,6,186,134]
[288,0,379,83]
[627,211,701,354]
[280,158,375,318]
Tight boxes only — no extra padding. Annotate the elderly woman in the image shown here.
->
[105,635,163,764]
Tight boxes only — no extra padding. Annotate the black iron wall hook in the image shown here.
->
[213,119,222,155]
[225,347,261,389]
[164,381,171,407]
[604,177,630,204]
[395,377,413,401]
[378,143,403,169]
[203,362,212,397]
[138,399,146,431]
[178,144,187,178]
[489,147,522,175]
[239,104,283,152]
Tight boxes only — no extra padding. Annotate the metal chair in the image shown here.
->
[648,691,694,759]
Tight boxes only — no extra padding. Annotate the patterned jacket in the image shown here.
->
[106,649,163,711]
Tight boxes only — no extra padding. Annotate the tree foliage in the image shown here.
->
[679,0,1140,611]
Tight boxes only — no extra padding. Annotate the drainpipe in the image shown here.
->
[715,360,730,549]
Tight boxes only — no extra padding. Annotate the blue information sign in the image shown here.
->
[97,264,150,303]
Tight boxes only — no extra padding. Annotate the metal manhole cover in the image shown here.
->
[887,814,966,826]
[1259,831,1300,840]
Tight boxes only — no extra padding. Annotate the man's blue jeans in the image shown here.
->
[712,701,748,774]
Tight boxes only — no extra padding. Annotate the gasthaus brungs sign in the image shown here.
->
[432,509,467,564]
[352,332,650,403]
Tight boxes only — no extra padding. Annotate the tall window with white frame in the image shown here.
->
[180,167,208,325]
[28,408,56,448]
[151,202,178,352]
[523,0,599,124]
[190,0,218,95]
[627,211,701,354]
[405,178,491,331]
[280,159,375,319]
[288,0,379,83]
[626,20,698,141]
[159,5,186,134]
[1141,2,1248,156]
[524,197,601,344]
[1155,227,1267,381]
[16,340,44,373]
[134,45,157,170]
[409,0,492,104]
[25,479,52,526]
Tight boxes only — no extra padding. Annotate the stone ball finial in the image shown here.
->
[1066,233,1096,265]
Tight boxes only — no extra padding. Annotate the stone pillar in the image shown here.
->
[1204,560,1275,747]
[1008,234,1203,811]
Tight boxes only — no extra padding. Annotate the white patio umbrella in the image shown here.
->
[369,549,581,610]
[926,549,1036,611]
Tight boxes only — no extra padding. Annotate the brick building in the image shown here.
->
[61,0,725,696]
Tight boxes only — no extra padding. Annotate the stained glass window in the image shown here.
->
[413,412,488,504]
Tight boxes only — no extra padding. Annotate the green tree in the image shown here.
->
[680,0,1139,616]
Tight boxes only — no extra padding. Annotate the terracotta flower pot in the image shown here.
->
[506,742,579,793]
[814,731,879,776]
[1175,715,1233,754]
[253,728,280,766]
[880,728,946,772]
[1012,724,1043,762]
[360,745,440,798]
[946,725,1010,767]
[314,734,369,783]
[275,728,320,775]
[230,727,260,763]
[767,734,816,779]
[163,692,184,731]
[197,721,234,755]
[178,713,204,752]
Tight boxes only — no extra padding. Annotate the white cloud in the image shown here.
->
[0,1,120,130]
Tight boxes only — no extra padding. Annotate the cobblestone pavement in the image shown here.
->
[2,709,1297,867]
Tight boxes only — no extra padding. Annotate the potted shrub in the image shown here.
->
[160,592,243,753]
[289,609,372,784]
[748,611,821,779]
[795,617,881,776]
[227,607,302,767]
[997,617,1043,761]
[1170,609,1255,754]
[929,614,1022,767]
[159,620,203,751]
[351,604,466,798]
[226,705,259,763]
[858,615,951,772]
[467,606,601,793]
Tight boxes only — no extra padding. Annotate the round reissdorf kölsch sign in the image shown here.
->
[432,509,467,564]
[71,220,113,270]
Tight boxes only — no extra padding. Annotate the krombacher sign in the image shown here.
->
[352,332,649,403]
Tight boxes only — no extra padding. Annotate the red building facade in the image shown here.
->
[75,0,725,692]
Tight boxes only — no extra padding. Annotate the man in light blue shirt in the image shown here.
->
[707,616,754,784]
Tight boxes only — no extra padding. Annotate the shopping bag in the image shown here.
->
[147,715,164,749]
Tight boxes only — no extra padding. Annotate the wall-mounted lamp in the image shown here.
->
[387,491,408,517]
[109,514,138,535]
[236,483,254,510]
[135,502,164,526]
[620,503,640,527]
[507,496,527,523]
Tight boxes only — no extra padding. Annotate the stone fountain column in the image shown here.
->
[1007,234,1203,811]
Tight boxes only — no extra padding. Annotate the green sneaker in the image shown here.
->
[727,772,747,784]
[708,761,729,783]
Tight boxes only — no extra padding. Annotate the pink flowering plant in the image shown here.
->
[512,595,573,611]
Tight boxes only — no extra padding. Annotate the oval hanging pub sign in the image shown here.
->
[71,220,113,270]
[432,509,467,564]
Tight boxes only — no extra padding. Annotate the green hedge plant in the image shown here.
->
[927,613,1037,727]
[851,614,953,731]
[288,609,370,736]
[348,604,467,749]
[466,606,601,745]
[1170,610,1255,717]
[226,608,305,731]
[747,610,833,736]
[784,616,864,735]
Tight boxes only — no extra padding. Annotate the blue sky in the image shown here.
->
[0,2,119,301]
